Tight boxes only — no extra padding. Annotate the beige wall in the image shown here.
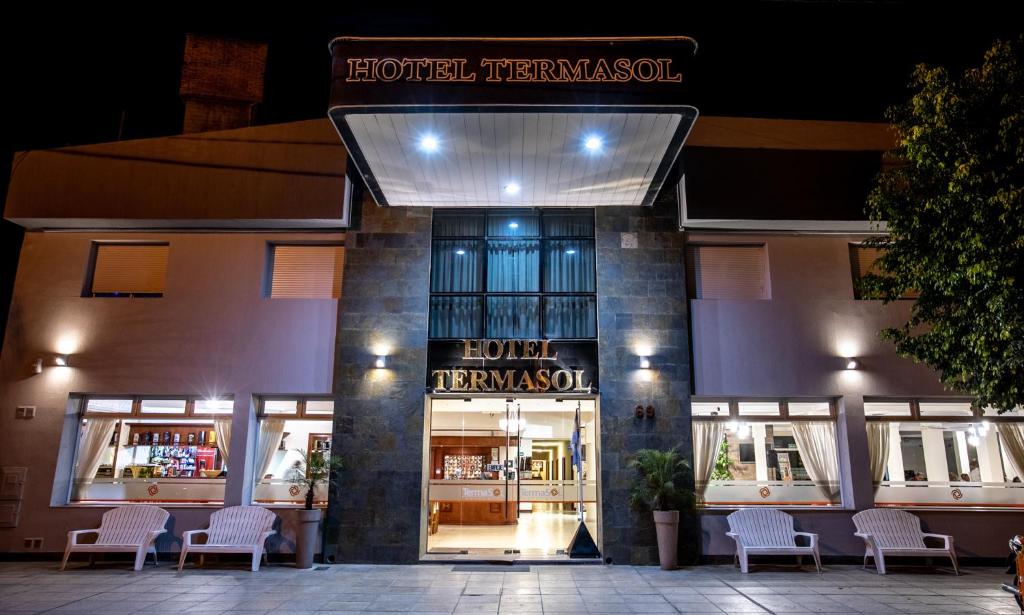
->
[0,231,341,555]
[689,232,950,398]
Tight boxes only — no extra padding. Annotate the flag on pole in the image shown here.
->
[570,404,581,472]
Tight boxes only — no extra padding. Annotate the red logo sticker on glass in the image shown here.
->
[147,484,159,496]
[759,487,771,499]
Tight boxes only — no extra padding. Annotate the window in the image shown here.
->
[268,244,344,298]
[70,396,231,505]
[692,399,840,507]
[849,244,918,299]
[88,243,169,297]
[253,397,335,506]
[867,398,1024,508]
[686,244,770,300]
[429,209,597,339]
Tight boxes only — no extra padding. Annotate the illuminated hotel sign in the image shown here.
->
[344,57,683,84]
[329,36,697,107]
[429,339,594,393]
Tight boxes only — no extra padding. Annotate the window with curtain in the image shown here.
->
[867,399,1024,508]
[429,209,596,339]
[691,398,840,507]
[268,244,345,299]
[69,396,231,505]
[89,243,169,297]
[252,397,335,506]
[849,245,918,299]
[686,244,769,300]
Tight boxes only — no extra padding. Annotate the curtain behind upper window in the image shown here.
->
[544,239,596,292]
[487,240,540,292]
[431,240,482,292]
[487,296,540,337]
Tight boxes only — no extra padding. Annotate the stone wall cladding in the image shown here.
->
[325,196,432,563]
[595,190,693,566]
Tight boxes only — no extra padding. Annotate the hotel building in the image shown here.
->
[0,36,1020,566]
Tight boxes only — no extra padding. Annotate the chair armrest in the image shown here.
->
[922,533,954,549]
[258,530,276,544]
[854,532,878,547]
[794,532,818,548]
[725,531,739,541]
[182,529,208,547]
[67,529,99,546]
[146,529,166,543]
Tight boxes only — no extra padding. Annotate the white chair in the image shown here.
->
[178,505,277,572]
[852,508,959,575]
[61,505,169,571]
[726,508,822,573]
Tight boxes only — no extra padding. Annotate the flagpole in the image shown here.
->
[576,401,584,523]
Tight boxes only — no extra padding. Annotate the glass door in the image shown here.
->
[424,396,599,558]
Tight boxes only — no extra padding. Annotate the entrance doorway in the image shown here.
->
[421,395,599,559]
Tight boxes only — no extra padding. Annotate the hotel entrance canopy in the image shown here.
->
[328,37,698,208]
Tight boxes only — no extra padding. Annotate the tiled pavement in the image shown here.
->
[0,561,1019,614]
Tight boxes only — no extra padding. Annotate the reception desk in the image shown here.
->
[428,479,597,525]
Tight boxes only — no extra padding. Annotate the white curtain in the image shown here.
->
[866,422,890,486]
[692,421,726,497]
[214,418,232,468]
[792,422,841,501]
[254,419,286,482]
[998,423,1024,480]
[75,418,117,481]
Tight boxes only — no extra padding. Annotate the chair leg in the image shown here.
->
[150,546,158,567]
[812,548,822,574]
[862,551,869,570]
[875,551,887,575]
[262,551,269,567]
[796,555,803,570]
[133,547,147,571]
[949,549,960,576]
[251,549,262,572]
[177,546,188,572]
[737,548,749,574]
[60,545,72,571]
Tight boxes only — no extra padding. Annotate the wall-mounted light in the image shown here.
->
[55,354,70,367]
[32,359,43,374]
[639,357,651,369]
[845,358,859,370]
[374,355,388,369]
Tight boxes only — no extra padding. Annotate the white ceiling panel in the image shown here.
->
[342,112,683,207]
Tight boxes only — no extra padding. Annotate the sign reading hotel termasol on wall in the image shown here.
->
[329,36,698,107]
[427,339,597,393]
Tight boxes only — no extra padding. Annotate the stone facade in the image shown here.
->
[325,194,692,564]
[324,195,432,563]
[595,190,694,566]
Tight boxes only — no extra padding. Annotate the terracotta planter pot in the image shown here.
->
[653,509,679,570]
[294,508,322,569]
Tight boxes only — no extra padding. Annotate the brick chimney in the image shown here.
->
[179,34,268,134]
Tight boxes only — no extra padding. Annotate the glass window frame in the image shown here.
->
[863,397,1013,423]
[81,395,234,419]
[429,208,597,341]
[257,396,335,420]
[690,398,837,421]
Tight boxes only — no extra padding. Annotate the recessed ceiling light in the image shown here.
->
[455,249,466,255]
[508,222,519,229]
[418,134,440,153]
[503,182,521,196]
[565,249,576,255]
[583,135,603,152]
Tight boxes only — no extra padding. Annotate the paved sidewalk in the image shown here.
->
[0,561,1017,614]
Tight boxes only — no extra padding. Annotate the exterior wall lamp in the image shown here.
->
[639,357,651,369]
[374,355,388,369]
[32,359,43,374]
[55,354,70,367]
[845,358,859,370]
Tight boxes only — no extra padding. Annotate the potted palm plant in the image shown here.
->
[288,448,343,568]
[629,447,695,570]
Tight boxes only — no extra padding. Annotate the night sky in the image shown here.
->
[0,2,1017,346]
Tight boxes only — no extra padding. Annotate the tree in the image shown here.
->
[862,35,1024,412]
[709,438,733,481]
